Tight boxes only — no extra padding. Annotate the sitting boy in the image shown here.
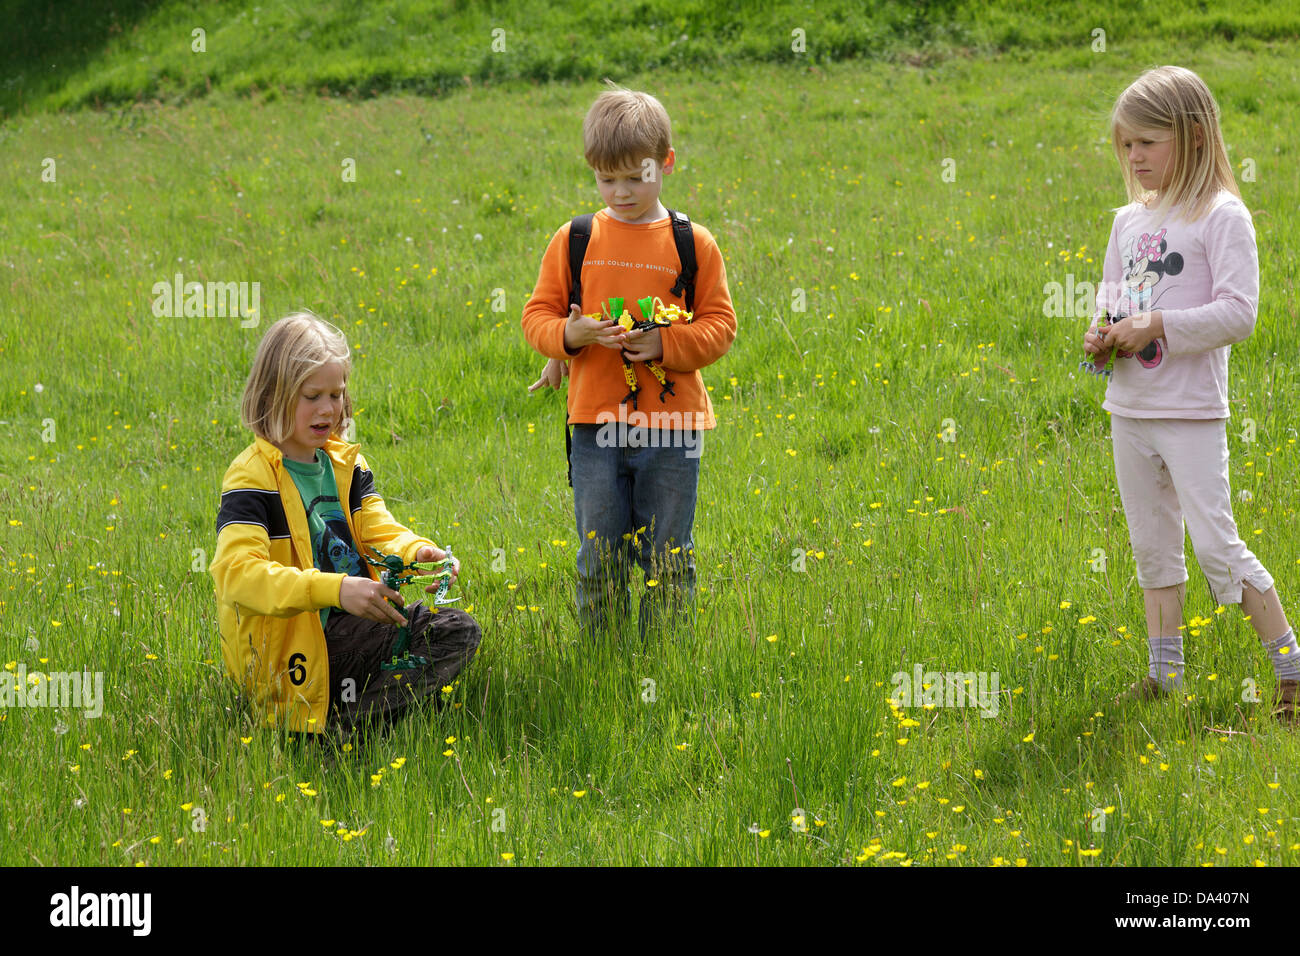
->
[210,312,480,733]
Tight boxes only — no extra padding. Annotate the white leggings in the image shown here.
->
[1111,415,1274,606]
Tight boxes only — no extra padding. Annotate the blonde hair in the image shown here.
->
[1110,65,1239,221]
[240,311,353,444]
[583,84,672,172]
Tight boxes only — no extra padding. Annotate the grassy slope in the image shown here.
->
[1,19,1299,866]
[2,0,1299,118]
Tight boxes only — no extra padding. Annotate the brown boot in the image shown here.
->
[1272,680,1300,725]
[1112,676,1171,705]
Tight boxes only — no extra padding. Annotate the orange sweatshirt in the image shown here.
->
[521,210,736,427]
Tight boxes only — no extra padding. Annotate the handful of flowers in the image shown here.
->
[1080,313,1118,378]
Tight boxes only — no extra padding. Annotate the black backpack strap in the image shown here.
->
[565,423,573,487]
[666,208,697,312]
[563,214,594,488]
[568,214,594,309]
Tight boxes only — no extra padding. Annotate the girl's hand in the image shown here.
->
[527,358,570,392]
[415,545,459,588]
[1099,313,1162,353]
[1083,324,1114,367]
[339,575,407,626]
[621,326,664,363]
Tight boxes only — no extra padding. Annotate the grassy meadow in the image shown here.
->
[1,4,1299,866]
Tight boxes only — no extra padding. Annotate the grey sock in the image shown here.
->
[1147,635,1184,689]
[1263,628,1300,681]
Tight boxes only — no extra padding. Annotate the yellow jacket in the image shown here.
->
[209,435,434,732]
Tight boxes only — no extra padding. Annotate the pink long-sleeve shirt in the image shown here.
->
[1096,190,1258,419]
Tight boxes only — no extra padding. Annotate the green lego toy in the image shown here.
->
[360,545,459,671]
[607,294,694,408]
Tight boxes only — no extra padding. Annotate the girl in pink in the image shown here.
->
[1082,65,1296,719]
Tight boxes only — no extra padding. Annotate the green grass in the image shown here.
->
[1,34,1299,866]
[3,0,1299,118]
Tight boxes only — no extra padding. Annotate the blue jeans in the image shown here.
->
[570,424,701,639]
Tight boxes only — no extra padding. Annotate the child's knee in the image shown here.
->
[433,608,482,650]
[1131,542,1184,585]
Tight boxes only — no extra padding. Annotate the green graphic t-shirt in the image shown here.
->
[282,449,364,629]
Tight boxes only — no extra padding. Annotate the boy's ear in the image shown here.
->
[662,147,675,175]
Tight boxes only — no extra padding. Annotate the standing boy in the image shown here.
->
[522,87,736,639]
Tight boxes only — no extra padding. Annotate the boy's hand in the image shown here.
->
[339,575,407,626]
[414,545,459,589]
[1083,324,1113,368]
[527,358,570,392]
[621,326,663,363]
[563,303,624,351]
